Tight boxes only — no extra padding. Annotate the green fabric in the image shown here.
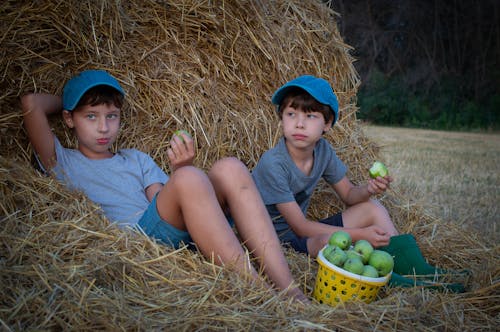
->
[380,234,468,293]
[380,234,470,278]
[388,272,465,293]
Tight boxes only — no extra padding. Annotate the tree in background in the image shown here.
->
[328,0,499,130]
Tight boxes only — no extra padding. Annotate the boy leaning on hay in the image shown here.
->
[20,69,309,303]
[252,75,469,293]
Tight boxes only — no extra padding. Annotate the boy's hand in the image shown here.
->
[367,175,393,195]
[362,225,391,247]
[167,132,195,171]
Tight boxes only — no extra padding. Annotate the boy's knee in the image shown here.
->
[210,157,248,178]
[346,199,390,226]
[169,166,211,190]
[369,199,390,216]
[367,199,398,234]
[359,199,387,217]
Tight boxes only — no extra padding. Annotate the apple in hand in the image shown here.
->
[343,257,364,275]
[353,239,374,264]
[328,231,352,250]
[369,161,389,179]
[173,129,191,142]
[368,250,394,277]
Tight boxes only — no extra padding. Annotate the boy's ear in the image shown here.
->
[62,110,74,128]
[323,118,333,133]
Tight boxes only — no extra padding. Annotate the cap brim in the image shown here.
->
[64,82,124,111]
[271,81,339,125]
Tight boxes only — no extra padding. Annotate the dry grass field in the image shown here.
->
[361,125,499,240]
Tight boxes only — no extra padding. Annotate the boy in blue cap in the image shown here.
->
[252,75,467,291]
[20,69,308,303]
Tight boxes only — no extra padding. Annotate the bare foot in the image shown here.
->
[286,287,311,304]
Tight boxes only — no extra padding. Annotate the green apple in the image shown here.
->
[342,257,364,275]
[345,249,362,260]
[361,265,380,278]
[328,231,352,250]
[322,245,335,258]
[368,250,394,277]
[369,161,389,179]
[173,129,191,142]
[324,246,347,267]
[353,239,374,264]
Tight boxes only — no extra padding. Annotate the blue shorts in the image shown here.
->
[137,194,192,248]
[137,194,234,249]
[284,213,344,254]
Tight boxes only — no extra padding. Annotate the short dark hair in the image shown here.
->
[277,87,333,124]
[75,85,124,110]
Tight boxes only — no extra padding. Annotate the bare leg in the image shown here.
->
[207,158,308,302]
[342,199,399,236]
[155,166,258,278]
[306,199,399,257]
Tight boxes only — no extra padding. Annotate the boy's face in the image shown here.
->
[63,103,121,159]
[281,102,332,150]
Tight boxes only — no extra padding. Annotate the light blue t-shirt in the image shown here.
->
[252,137,347,236]
[52,136,169,227]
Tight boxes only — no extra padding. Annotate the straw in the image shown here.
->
[0,0,498,330]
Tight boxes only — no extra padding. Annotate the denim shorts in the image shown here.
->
[285,213,344,254]
[137,194,234,249]
[137,194,192,248]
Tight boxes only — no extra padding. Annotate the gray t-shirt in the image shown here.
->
[252,137,347,237]
[52,136,169,227]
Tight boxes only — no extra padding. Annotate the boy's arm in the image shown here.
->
[277,199,388,245]
[145,183,163,202]
[276,201,343,238]
[20,93,61,171]
[332,176,392,206]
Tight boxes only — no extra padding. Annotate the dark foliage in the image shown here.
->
[328,0,500,130]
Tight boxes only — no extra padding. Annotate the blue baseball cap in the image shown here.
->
[271,75,339,125]
[62,70,125,111]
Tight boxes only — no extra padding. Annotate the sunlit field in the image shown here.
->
[362,125,499,240]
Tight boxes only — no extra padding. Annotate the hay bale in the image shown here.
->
[0,0,498,330]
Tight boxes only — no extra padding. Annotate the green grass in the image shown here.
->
[362,125,499,240]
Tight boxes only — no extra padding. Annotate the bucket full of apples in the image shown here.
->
[313,231,394,305]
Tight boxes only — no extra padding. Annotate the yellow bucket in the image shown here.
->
[313,247,391,305]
